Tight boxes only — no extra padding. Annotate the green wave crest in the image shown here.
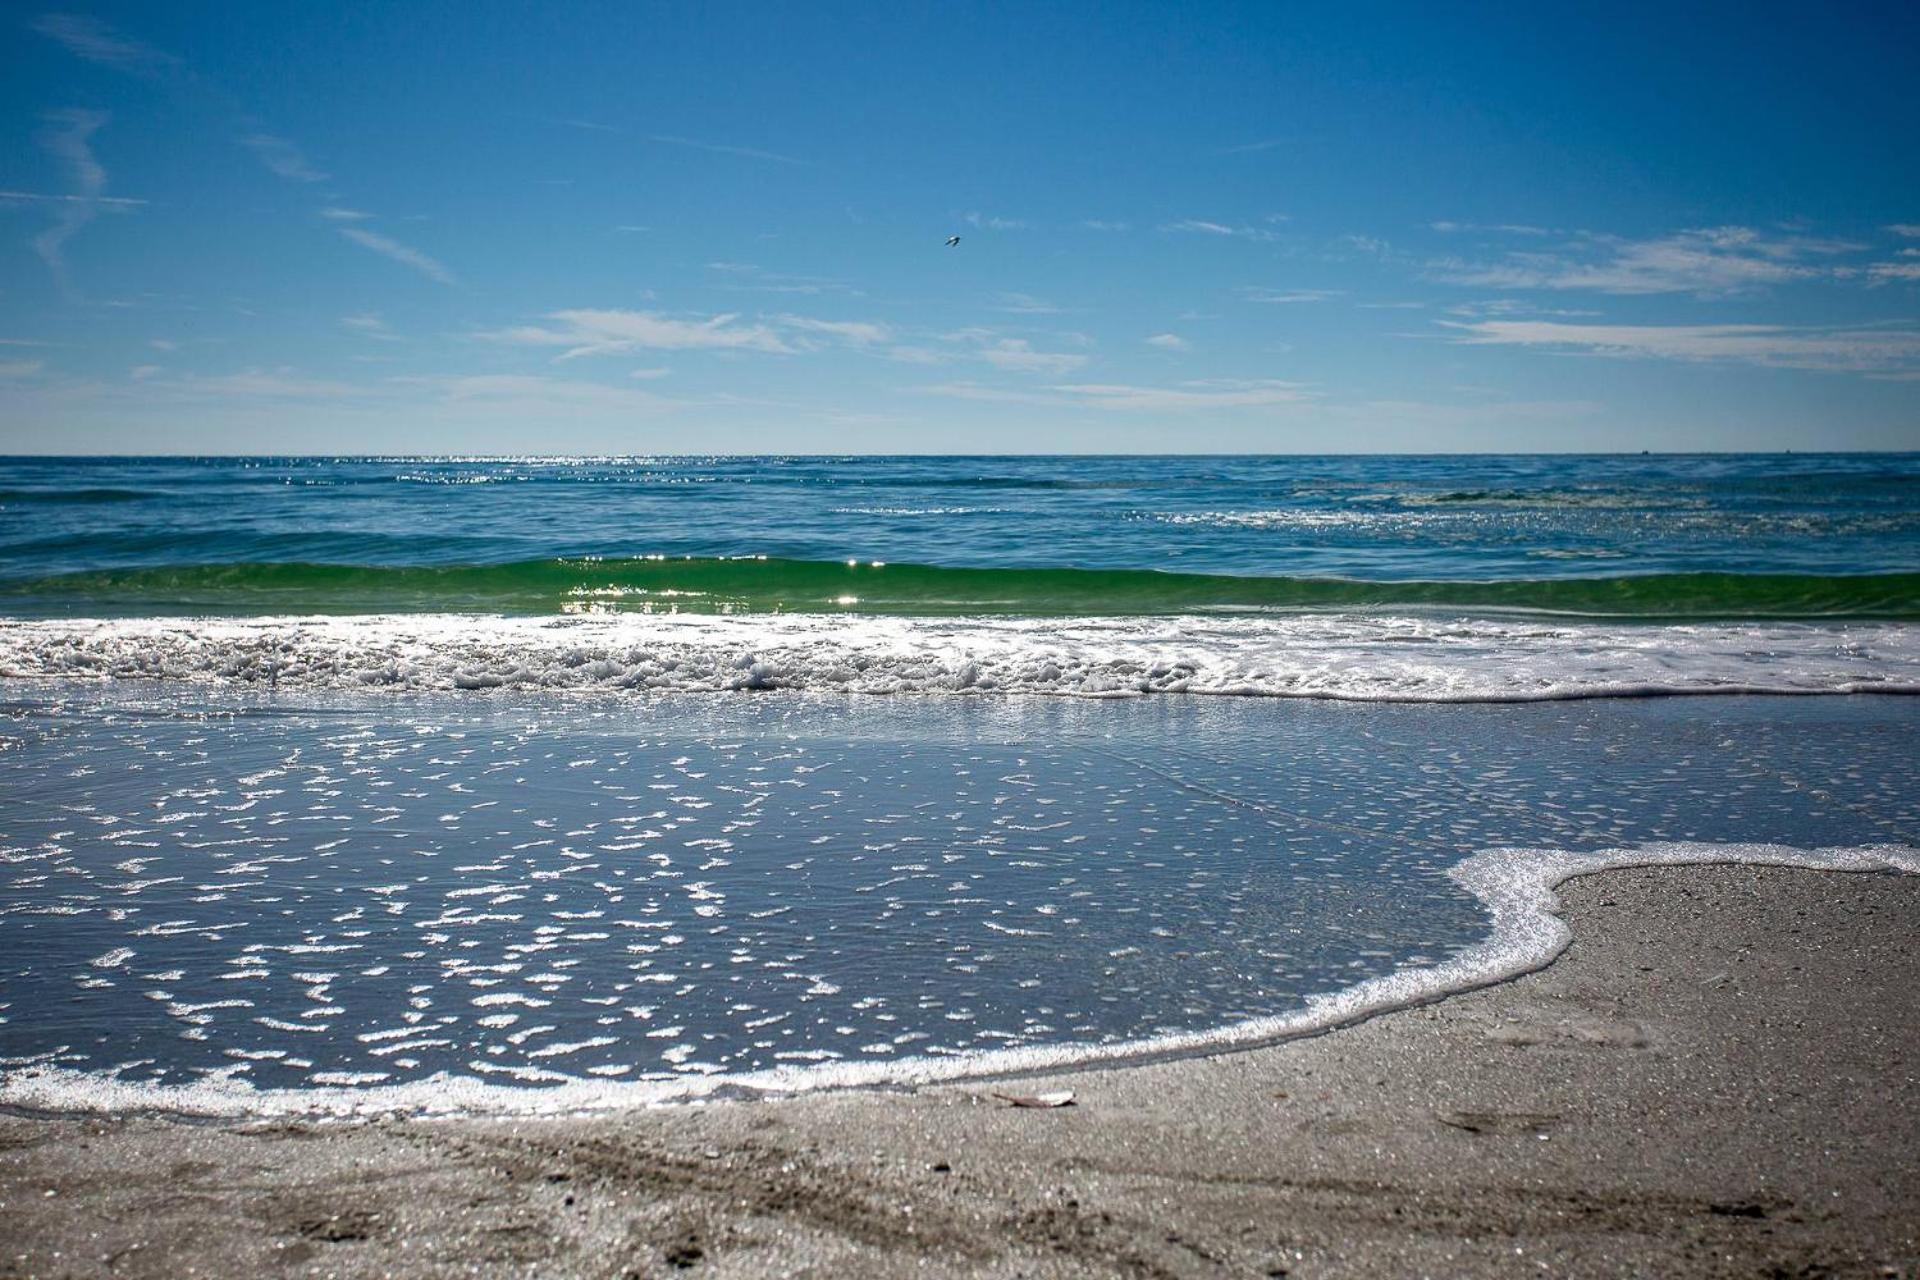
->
[4,557,1918,620]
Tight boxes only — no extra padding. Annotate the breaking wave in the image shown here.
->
[3,558,1917,620]
[4,613,1918,701]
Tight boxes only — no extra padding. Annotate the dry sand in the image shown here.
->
[2,863,1915,1279]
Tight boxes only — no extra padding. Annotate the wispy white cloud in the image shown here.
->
[1161,219,1280,242]
[937,328,1091,374]
[647,134,803,165]
[35,8,438,309]
[1239,287,1341,304]
[491,309,892,359]
[773,315,891,345]
[915,381,1055,406]
[1441,318,1920,376]
[78,367,685,415]
[1429,221,1550,236]
[129,363,161,380]
[38,10,447,307]
[32,13,177,72]
[32,11,469,305]
[1886,224,1920,238]
[1081,220,1130,232]
[39,110,107,204]
[1430,226,1864,295]
[1333,397,1603,428]
[0,189,143,208]
[1446,299,1601,319]
[405,373,677,412]
[486,309,793,358]
[705,261,857,296]
[1163,219,1234,236]
[35,11,461,314]
[1217,139,1286,155]
[963,211,1026,231]
[341,312,398,340]
[0,368,719,449]
[996,292,1062,315]
[172,368,375,399]
[741,277,857,296]
[922,378,1310,411]
[1867,259,1920,284]
[1335,233,1391,257]
[1053,379,1310,410]
[100,367,677,421]
[338,226,455,285]
[0,360,46,379]
[29,109,112,290]
[240,132,329,184]
[1144,333,1189,350]
[974,337,1087,375]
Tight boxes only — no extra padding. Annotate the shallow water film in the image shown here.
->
[1,689,1914,1105]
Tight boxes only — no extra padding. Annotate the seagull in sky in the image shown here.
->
[945,235,961,247]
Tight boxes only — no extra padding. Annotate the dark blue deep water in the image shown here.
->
[1,454,1917,618]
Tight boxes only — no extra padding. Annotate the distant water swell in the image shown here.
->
[5,557,1919,620]
[5,613,1919,701]
[0,486,160,505]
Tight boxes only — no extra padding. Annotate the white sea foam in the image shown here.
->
[1,840,1910,1120]
[4,614,1919,702]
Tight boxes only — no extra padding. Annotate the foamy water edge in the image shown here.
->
[6,614,1920,702]
[3,840,1912,1120]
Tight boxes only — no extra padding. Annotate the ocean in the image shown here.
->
[1,453,1916,1116]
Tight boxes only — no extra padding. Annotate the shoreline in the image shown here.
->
[2,861,1915,1277]
[4,840,1912,1121]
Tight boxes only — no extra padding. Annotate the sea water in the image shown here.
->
[2,454,1918,618]
[1,454,1916,1115]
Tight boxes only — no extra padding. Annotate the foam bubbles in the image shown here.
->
[3,613,1918,702]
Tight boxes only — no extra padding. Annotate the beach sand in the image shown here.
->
[1,862,1914,1279]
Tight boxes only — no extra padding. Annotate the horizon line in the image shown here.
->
[3,448,1914,462]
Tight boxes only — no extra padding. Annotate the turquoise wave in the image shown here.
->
[3,557,1917,619]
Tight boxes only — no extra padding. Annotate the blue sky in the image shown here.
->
[3,1,1918,454]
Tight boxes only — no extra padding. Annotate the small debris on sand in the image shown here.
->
[991,1090,1075,1109]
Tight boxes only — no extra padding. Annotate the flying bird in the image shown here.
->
[945,235,961,247]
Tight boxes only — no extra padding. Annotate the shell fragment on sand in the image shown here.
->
[992,1090,1075,1108]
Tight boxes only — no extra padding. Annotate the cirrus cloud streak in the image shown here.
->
[1429,226,1864,296]
[486,309,796,358]
[923,378,1311,411]
[1442,319,1920,377]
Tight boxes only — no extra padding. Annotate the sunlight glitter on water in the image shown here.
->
[0,689,1914,1112]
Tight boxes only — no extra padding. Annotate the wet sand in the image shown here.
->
[2,862,1915,1279]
